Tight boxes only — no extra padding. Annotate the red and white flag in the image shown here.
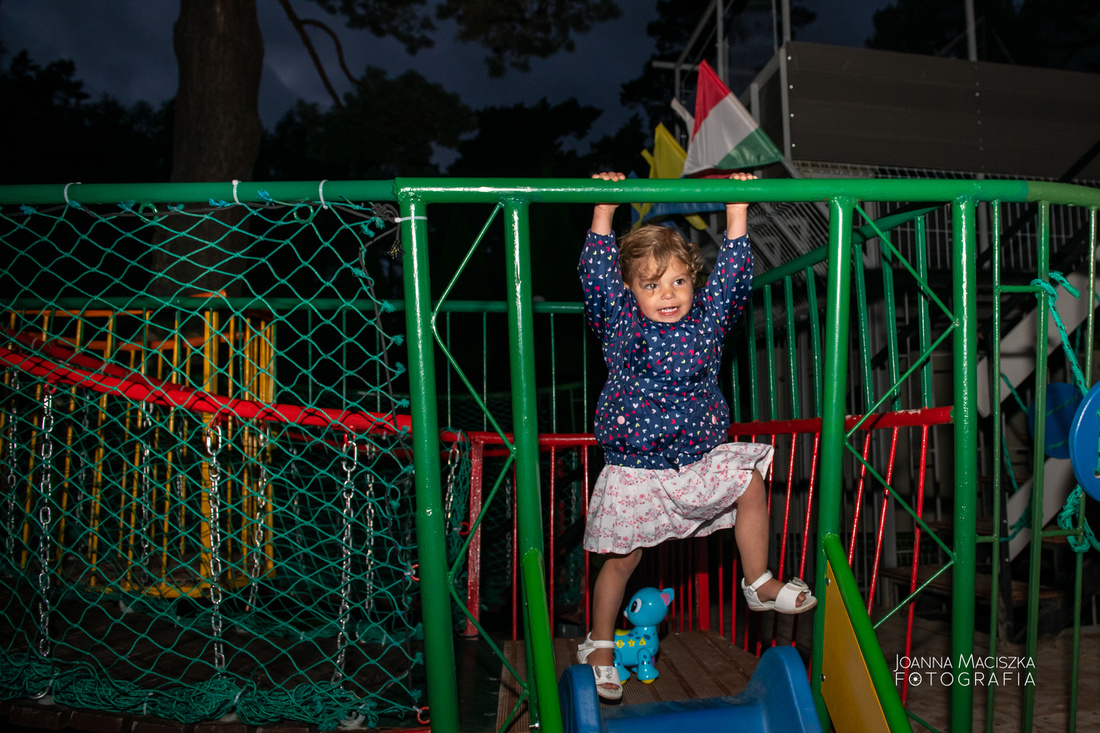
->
[682,60,783,177]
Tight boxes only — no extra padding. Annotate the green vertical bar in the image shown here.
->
[914,217,933,407]
[879,233,901,410]
[1071,207,1099,733]
[805,265,823,417]
[852,243,874,412]
[764,284,778,421]
[986,202,1003,733]
[1023,201,1050,732]
[747,299,760,421]
[951,198,979,733]
[812,196,855,731]
[399,197,460,733]
[784,278,801,420]
[501,198,562,733]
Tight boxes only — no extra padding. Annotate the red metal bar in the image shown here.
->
[847,432,874,565]
[867,427,901,615]
[0,342,411,434]
[718,539,726,637]
[548,445,557,635]
[462,438,486,636]
[582,445,591,631]
[902,424,931,704]
[454,406,953,647]
[695,538,710,630]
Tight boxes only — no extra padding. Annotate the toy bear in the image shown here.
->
[613,586,674,683]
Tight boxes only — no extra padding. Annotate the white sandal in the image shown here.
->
[742,570,818,615]
[577,633,623,701]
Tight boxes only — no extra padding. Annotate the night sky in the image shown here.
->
[1,1,890,147]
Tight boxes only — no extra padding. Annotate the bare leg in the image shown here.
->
[586,548,643,685]
[734,469,808,606]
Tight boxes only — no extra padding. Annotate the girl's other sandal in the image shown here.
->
[742,570,817,614]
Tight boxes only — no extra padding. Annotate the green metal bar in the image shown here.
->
[784,278,801,421]
[914,216,933,408]
[5,296,587,315]
[750,205,939,290]
[950,197,979,733]
[392,177,1042,205]
[812,195,855,731]
[764,285,778,422]
[746,298,760,422]
[986,201,1004,733]
[879,225,901,413]
[805,265,823,418]
[1023,201,1051,731]
[852,241,875,415]
[849,234,875,566]
[398,196,460,733]
[501,198,561,733]
[1073,206,1099,733]
[10,176,1100,209]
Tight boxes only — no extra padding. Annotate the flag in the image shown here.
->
[631,123,721,229]
[682,60,783,177]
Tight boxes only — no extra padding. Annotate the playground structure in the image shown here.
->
[1,177,1099,732]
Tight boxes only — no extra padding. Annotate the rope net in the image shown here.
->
[0,194,466,729]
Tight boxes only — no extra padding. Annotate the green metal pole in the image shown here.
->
[501,198,562,733]
[399,196,461,733]
[812,196,855,731]
[1023,202,1051,732]
[986,202,1003,733]
[950,197,979,733]
[1071,207,1099,733]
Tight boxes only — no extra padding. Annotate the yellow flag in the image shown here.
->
[633,123,708,230]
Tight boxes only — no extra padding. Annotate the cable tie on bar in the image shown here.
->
[63,182,81,208]
[393,216,428,222]
[232,179,241,205]
[318,179,328,209]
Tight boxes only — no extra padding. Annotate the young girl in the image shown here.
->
[576,171,815,701]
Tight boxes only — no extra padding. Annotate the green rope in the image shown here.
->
[1032,273,1098,553]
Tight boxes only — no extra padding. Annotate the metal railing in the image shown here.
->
[2,177,1099,733]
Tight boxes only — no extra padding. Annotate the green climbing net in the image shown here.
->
[0,191,467,729]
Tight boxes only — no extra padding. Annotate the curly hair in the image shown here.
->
[618,225,703,287]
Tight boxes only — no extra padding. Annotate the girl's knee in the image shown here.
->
[607,547,643,575]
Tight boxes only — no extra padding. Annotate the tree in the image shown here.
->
[157,0,623,297]
[259,66,475,180]
[174,0,623,184]
[0,50,171,184]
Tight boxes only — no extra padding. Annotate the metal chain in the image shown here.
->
[35,387,55,659]
[444,441,459,535]
[137,401,153,582]
[73,402,91,558]
[333,434,357,684]
[204,424,226,673]
[4,372,22,562]
[362,446,375,617]
[247,426,269,611]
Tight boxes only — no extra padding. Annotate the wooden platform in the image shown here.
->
[496,630,765,733]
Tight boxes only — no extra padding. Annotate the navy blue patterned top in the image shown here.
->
[579,229,754,470]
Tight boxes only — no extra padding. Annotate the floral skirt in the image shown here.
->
[582,442,774,555]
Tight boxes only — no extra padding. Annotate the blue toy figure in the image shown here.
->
[613,587,674,683]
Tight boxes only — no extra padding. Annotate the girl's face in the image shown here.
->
[624,255,693,323]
